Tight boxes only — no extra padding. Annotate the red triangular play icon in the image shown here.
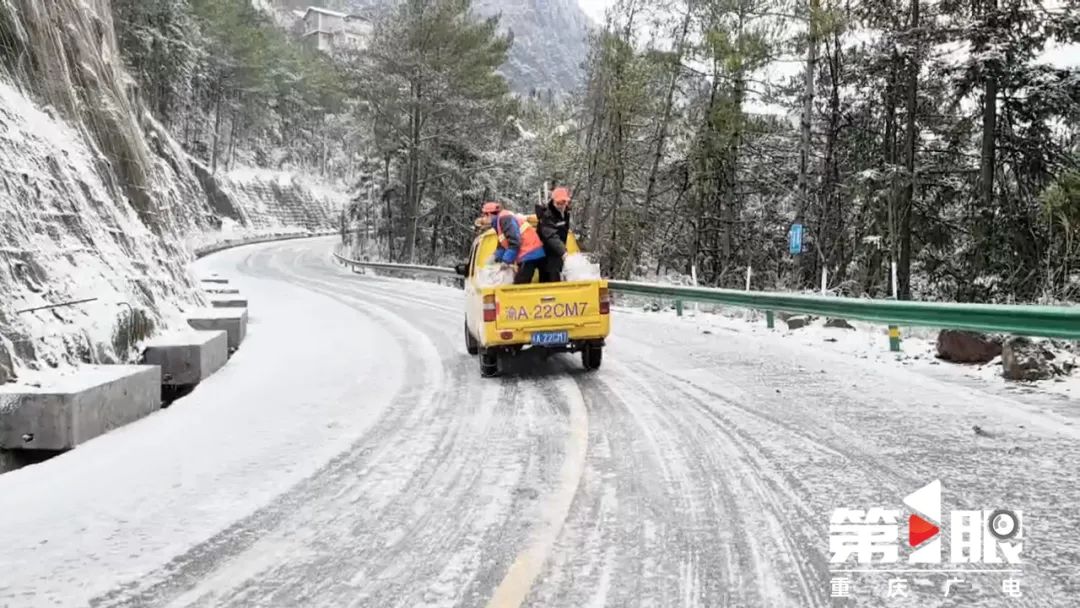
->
[909,514,940,547]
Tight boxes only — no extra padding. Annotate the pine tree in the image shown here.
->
[348,0,516,263]
[112,0,199,126]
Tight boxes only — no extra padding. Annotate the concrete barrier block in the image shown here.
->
[186,308,248,350]
[142,330,228,386]
[0,365,161,450]
[210,295,248,309]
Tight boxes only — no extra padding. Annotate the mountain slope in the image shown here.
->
[327,0,591,94]
[0,0,344,378]
[473,0,591,94]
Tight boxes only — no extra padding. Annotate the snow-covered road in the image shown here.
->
[1,237,1078,608]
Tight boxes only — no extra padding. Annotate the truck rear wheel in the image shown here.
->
[464,321,479,355]
[582,344,603,371]
[480,349,499,377]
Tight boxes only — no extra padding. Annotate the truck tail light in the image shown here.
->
[483,294,497,323]
[599,287,610,315]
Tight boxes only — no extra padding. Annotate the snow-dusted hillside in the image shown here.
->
[0,0,343,381]
[473,0,591,94]
[220,168,347,233]
[330,0,591,93]
[0,79,205,379]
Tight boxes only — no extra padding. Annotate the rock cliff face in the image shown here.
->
[0,0,343,378]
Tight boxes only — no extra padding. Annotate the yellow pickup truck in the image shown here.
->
[454,220,610,377]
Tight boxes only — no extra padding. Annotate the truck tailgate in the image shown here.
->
[495,281,602,331]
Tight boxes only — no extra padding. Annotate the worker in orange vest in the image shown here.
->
[482,201,546,284]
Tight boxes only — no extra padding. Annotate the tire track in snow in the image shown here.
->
[313,248,820,606]
[643,372,828,606]
[568,361,801,607]
[268,245,1080,607]
[604,314,1078,607]
[90,247,455,608]
[262,247,596,608]
[184,249,526,607]
[484,374,588,608]
[84,240,1080,607]
[523,360,670,608]
[652,369,1074,608]
[95,244,591,608]
[261,247,597,608]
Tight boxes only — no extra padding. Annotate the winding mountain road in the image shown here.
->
[1,237,1077,608]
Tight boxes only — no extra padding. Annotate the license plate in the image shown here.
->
[531,331,569,346]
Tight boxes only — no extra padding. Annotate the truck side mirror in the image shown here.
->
[455,263,468,277]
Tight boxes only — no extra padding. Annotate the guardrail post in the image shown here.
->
[766,311,774,329]
[675,300,684,317]
[888,325,901,351]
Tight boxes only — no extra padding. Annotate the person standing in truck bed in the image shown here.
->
[536,187,572,283]
[483,201,546,284]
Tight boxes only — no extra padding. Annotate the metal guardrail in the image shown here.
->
[194,230,339,259]
[609,281,1080,340]
[331,253,1080,342]
[333,253,458,277]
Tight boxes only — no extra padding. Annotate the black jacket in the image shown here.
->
[535,200,570,257]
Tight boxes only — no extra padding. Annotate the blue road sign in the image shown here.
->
[788,223,803,255]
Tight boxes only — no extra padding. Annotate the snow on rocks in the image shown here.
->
[1001,337,1057,381]
[825,318,855,330]
[784,315,811,330]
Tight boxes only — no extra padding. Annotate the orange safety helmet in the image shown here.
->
[482,201,502,214]
[551,187,571,204]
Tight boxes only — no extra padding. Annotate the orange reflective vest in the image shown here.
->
[494,210,544,263]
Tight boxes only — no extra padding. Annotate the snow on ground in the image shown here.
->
[331,251,1080,406]
[0,239,413,608]
[617,302,1080,408]
[4,240,1078,607]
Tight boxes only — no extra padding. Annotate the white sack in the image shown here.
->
[477,264,515,287]
[562,253,602,281]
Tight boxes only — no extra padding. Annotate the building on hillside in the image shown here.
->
[299,6,372,55]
